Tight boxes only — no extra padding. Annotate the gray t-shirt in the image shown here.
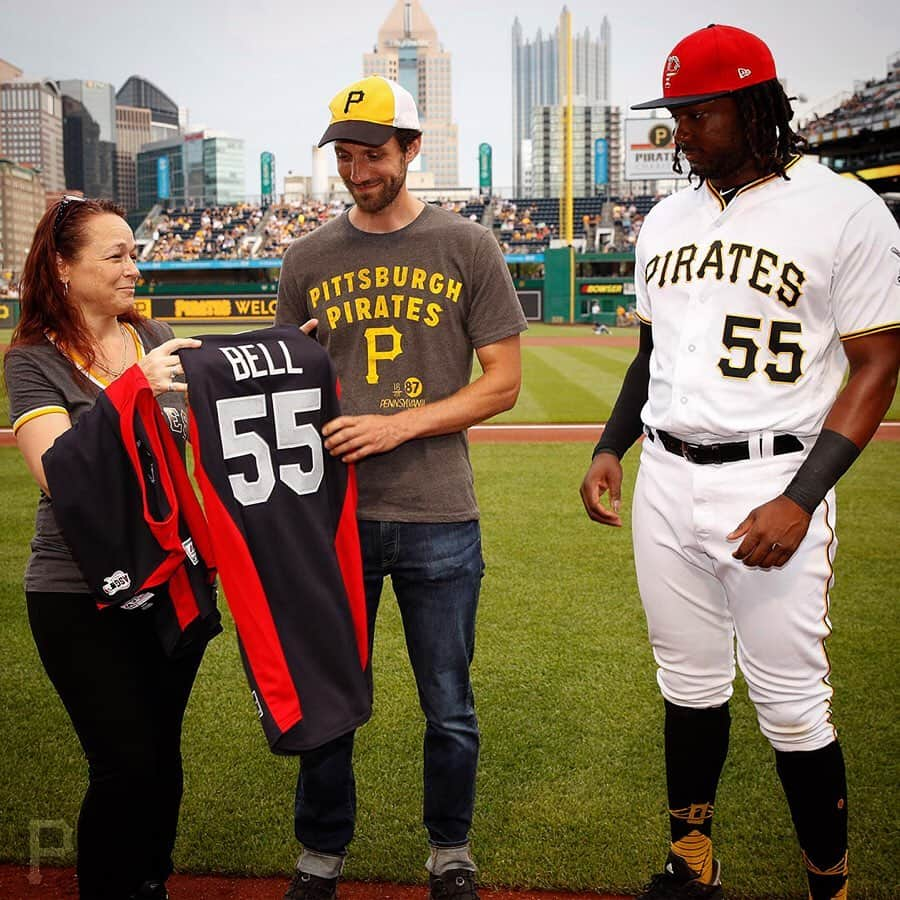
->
[4,319,188,593]
[276,203,527,521]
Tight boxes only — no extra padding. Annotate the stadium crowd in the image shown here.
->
[146,204,262,261]
[802,54,899,139]
[256,200,347,258]
[137,195,667,262]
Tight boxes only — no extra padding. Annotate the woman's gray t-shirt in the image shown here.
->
[4,319,188,593]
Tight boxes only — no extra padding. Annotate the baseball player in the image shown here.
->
[580,24,900,900]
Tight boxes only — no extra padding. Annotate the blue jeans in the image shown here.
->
[294,520,484,853]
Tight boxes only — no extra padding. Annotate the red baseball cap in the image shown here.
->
[632,24,778,109]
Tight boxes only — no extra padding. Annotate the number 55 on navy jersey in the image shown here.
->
[180,326,370,754]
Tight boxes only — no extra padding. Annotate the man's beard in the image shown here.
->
[345,162,407,214]
[680,144,753,185]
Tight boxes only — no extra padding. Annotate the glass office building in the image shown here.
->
[511,11,611,196]
[136,131,245,211]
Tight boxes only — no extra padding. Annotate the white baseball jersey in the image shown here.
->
[635,155,900,443]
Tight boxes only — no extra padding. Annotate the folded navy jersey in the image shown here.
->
[43,365,221,657]
[180,326,369,754]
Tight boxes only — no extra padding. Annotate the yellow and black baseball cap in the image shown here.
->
[318,76,421,147]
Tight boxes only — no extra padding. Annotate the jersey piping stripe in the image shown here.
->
[105,367,191,593]
[48,322,146,390]
[113,369,183,558]
[333,461,368,669]
[12,405,68,434]
[129,375,215,627]
[706,154,804,209]
[332,376,368,669]
[44,333,110,390]
[189,416,303,735]
[817,496,839,742]
[636,311,652,326]
[121,322,146,360]
[839,321,900,341]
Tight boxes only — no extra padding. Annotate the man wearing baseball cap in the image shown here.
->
[276,75,527,900]
[581,24,899,900]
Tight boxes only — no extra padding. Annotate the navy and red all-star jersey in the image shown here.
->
[42,365,222,658]
[179,326,370,754]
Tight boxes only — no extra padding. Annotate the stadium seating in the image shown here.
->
[802,55,899,141]
[138,195,664,261]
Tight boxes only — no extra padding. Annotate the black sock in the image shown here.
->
[661,700,730,881]
[664,699,730,841]
[775,741,848,899]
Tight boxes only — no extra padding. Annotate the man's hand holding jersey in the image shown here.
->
[323,414,411,464]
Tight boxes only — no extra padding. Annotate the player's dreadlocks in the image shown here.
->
[673,79,808,185]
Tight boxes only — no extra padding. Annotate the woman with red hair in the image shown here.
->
[4,196,204,900]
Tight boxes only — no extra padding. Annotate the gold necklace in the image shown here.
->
[93,323,129,378]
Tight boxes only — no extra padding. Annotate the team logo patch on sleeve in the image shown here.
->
[102,569,132,596]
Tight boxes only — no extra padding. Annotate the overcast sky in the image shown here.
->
[2,0,897,195]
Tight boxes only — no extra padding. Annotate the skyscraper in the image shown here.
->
[59,79,117,200]
[0,75,65,193]
[363,0,458,188]
[511,10,611,196]
[0,158,45,276]
[115,105,152,213]
[116,76,181,144]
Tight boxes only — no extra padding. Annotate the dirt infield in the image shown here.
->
[522,335,638,347]
[0,864,628,900]
[2,422,899,449]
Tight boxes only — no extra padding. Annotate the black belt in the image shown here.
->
[647,428,804,465]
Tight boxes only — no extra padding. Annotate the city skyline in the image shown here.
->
[1,0,897,196]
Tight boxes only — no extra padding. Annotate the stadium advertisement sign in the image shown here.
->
[625,118,685,181]
[157,156,171,200]
[479,143,492,196]
[261,151,275,201]
[579,282,624,295]
[133,297,279,321]
[0,299,19,326]
[594,138,609,186]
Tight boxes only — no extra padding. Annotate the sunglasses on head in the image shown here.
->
[53,195,87,236]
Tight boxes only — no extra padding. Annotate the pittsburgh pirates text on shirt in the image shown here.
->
[307,265,463,331]
[219,340,305,382]
[645,240,806,307]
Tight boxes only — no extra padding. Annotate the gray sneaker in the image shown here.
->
[284,870,339,900]
[637,851,724,899]
[429,868,479,899]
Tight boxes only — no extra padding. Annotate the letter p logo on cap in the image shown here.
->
[343,90,365,114]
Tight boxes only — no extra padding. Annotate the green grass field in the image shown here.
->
[1,442,898,897]
[2,323,898,426]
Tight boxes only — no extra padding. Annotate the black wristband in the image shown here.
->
[782,429,861,514]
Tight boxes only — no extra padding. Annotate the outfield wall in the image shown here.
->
[0,252,637,327]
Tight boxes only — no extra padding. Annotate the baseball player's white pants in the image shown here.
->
[632,434,839,752]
